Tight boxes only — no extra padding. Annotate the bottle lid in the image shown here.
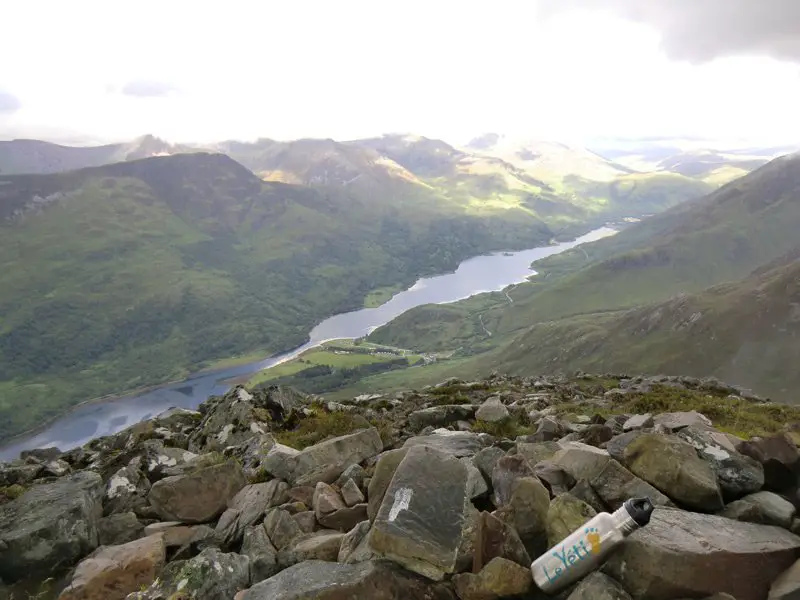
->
[623,497,655,526]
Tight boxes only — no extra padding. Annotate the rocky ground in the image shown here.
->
[1,372,800,600]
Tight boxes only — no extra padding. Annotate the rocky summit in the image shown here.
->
[1,373,800,600]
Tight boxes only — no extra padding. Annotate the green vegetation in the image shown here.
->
[272,405,381,449]
[472,418,535,439]
[363,285,403,308]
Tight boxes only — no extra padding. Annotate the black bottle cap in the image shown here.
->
[624,497,655,527]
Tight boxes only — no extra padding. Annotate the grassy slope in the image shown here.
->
[0,153,558,440]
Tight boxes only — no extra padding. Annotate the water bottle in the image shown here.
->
[530,496,655,594]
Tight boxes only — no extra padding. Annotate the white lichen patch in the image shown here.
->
[107,473,137,498]
[217,424,236,444]
[148,455,178,472]
[237,388,254,403]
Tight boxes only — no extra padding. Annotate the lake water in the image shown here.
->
[0,226,616,461]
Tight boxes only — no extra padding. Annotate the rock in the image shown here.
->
[738,433,800,491]
[551,442,611,481]
[241,525,278,584]
[58,534,165,600]
[241,560,456,599]
[127,547,250,600]
[367,448,409,522]
[0,471,103,582]
[589,459,674,511]
[452,557,532,599]
[148,523,216,551]
[335,464,366,490]
[569,479,608,513]
[369,444,469,581]
[319,504,368,532]
[494,476,550,540]
[98,512,144,546]
[769,558,800,599]
[147,458,246,523]
[20,447,62,462]
[604,507,800,600]
[313,482,346,518]
[676,426,765,499]
[216,481,287,545]
[457,457,488,500]
[43,459,71,477]
[285,485,314,507]
[721,491,797,528]
[545,493,597,547]
[105,461,150,516]
[567,572,632,599]
[623,414,654,432]
[577,425,614,447]
[478,511,531,568]
[259,444,300,483]
[338,520,371,563]
[623,433,723,511]
[340,479,365,507]
[533,461,576,497]
[605,431,645,463]
[281,427,384,487]
[515,441,562,466]
[277,530,344,567]
[491,455,534,506]
[476,397,510,423]
[142,446,199,481]
[472,446,506,484]
[653,411,712,431]
[409,405,476,430]
[403,431,486,457]
[532,417,569,442]
[263,508,303,550]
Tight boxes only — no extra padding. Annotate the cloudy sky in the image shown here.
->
[2,0,799,147]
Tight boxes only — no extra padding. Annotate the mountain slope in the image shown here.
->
[0,135,204,175]
[0,152,560,441]
[487,249,800,402]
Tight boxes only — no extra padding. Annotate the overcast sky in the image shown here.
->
[2,0,799,147]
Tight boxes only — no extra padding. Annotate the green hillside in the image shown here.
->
[0,152,558,441]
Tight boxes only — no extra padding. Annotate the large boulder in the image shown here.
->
[720,491,797,529]
[545,493,597,547]
[369,444,469,581]
[240,560,456,599]
[738,433,800,491]
[475,397,510,423]
[147,458,246,523]
[550,442,612,482]
[402,431,487,458]
[676,426,765,499]
[266,428,383,486]
[589,459,674,511]
[98,512,144,546]
[515,441,562,467]
[408,405,476,430]
[604,507,800,600]
[263,508,303,550]
[494,476,550,541]
[277,530,344,568]
[127,547,250,599]
[652,411,712,431]
[769,558,800,600]
[59,534,165,600]
[104,459,151,516]
[0,471,103,582]
[622,434,723,511]
[367,449,409,522]
[452,557,532,599]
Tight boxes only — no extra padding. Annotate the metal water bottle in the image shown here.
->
[530,496,655,594]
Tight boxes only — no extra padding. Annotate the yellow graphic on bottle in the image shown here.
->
[586,528,601,554]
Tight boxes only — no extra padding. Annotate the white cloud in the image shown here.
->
[1,0,799,146]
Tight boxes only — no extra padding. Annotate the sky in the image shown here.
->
[1,0,800,147]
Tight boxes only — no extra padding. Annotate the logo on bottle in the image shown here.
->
[541,527,602,585]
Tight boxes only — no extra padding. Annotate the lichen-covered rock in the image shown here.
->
[104,459,150,516]
[623,434,723,511]
[264,508,303,551]
[126,547,250,599]
[589,459,674,511]
[738,433,800,492]
[369,444,469,581]
[550,442,612,482]
[604,507,800,600]
[515,441,562,466]
[402,431,487,458]
[0,471,103,582]
[472,446,506,484]
[340,478,365,507]
[338,520,371,563]
[720,491,797,528]
[147,458,246,523]
[367,448,409,522]
[545,493,597,547]
[533,461,575,497]
[652,411,712,431]
[452,557,532,599]
[241,525,278,584]
[676,426,765,499]
[216,481,288,545]
[240,560,456,600]
[277,530,344,568]
[494,476,550,540]
[491,455,534,507]
[623,414,653,432]
[59,534,165,600]
[478,511,531,568]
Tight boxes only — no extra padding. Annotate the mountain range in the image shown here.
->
[0,130,797,442]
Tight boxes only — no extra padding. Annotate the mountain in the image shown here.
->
[485,248,800,402]
[0,135,205,175]
[0,151,561,441]
[352,152,800,402]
